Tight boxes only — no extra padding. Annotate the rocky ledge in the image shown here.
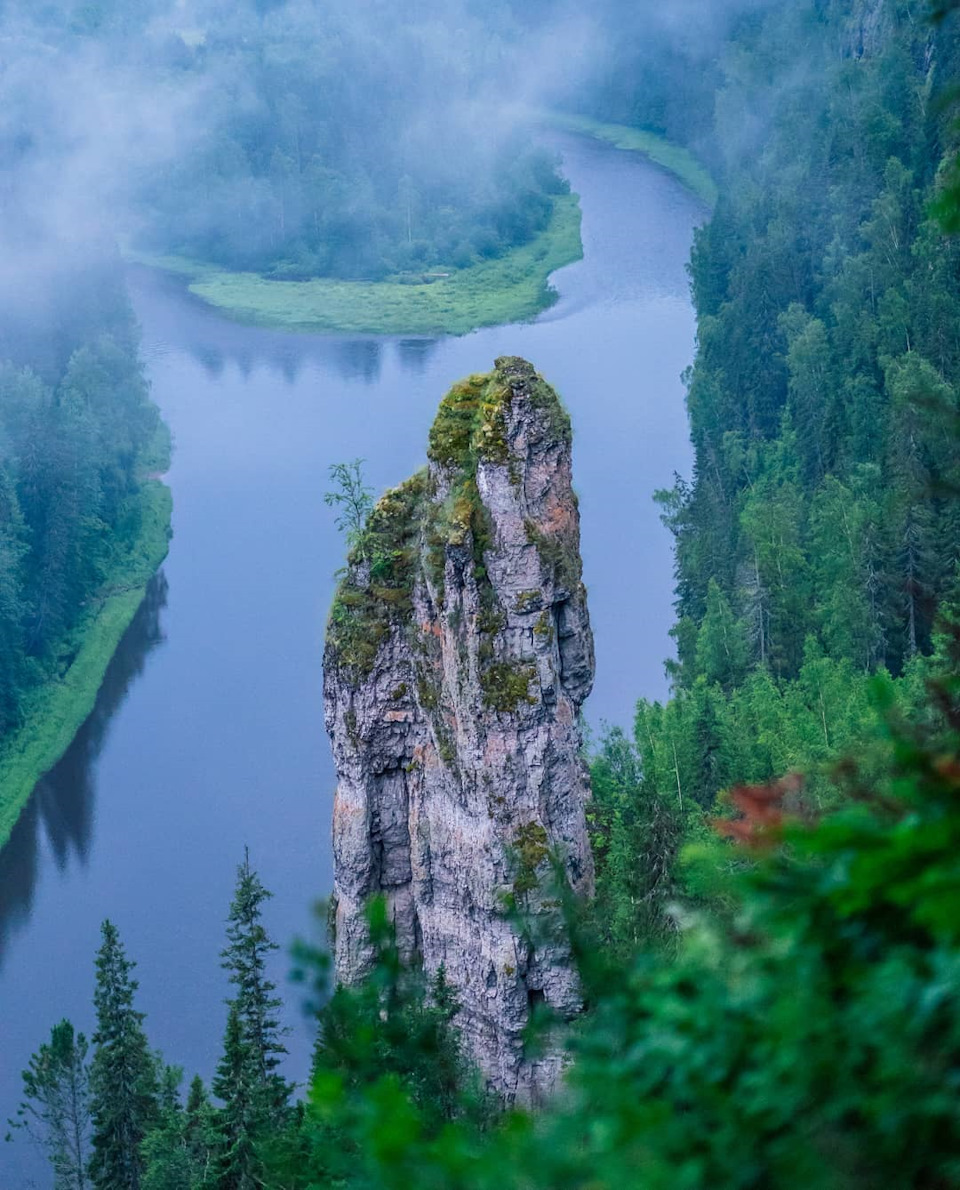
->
[323,356,595,1102]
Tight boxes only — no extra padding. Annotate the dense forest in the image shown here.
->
[0,247,167,742]
[0,0,174,762]
[590,0,960,943]
[10,0,960,1187]
[2,0,573,282]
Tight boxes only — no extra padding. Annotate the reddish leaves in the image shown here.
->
[714,774,804,849]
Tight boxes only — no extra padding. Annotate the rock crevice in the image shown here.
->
[323,356,595,1101]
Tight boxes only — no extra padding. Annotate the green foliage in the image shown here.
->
[219,851,291,1128]
[261,628,960,1190]
[268,898,488,1188]
[0,257,171,844]
[588,729,684,958]
[326,471,429,679]
[324,460,374,556]
[49,1,576,288]
[8,1019,91,1189]
[0,481,171,849]
[89,921,160,1190]
[210,1005,261,1190]
[666,2,960,690]
[141,1069,194,1190]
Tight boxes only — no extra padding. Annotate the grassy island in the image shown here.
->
[128,193,583,338]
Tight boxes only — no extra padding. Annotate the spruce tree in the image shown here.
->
[210,853,290,1187]
[210,1005,259,1190]
[184,1076,218,1186]
[9,1018,91,1189]
[141,1067,191,1190]
[88,921,160,1190]
[220,850,290,1123]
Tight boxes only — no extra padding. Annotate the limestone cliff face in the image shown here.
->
[323,356,595,1101]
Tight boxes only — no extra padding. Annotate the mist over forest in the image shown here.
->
[4,1,960,1188]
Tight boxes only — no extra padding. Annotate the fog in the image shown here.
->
[0,0,790,298]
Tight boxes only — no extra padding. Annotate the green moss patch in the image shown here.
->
[481,662,538,714]
[326,471,429,680]
[512,821,550,896]
[534,611,555,643]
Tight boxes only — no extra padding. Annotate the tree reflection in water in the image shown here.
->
[0,572,168,971]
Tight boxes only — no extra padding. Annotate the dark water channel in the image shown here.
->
[0,133,704,1184]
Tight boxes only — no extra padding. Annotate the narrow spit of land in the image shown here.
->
[127,118,713,337]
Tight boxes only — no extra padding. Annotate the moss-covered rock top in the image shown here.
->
[427,356,571,477]
[325,358,574,682]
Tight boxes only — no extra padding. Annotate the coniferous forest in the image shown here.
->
[6,1,960,1188]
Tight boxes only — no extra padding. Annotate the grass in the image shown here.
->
[126,193,583,337]
[542,111,718,209]
[0,480,173,849]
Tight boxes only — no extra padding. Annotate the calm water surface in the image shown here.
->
[0,134,703,1184]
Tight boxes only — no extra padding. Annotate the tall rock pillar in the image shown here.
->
[324,357,595,1101]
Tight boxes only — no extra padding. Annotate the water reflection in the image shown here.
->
[396,338,439,374]
[0,573,168,971]
[128,267,393,387]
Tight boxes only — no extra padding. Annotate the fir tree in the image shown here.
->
[8,1019,91,1190]
[88,921,160,1190]
[209,853,291,1188]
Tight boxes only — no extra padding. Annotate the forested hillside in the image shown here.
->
[5,0,572,283]
[136,0,568,281]
[588,2,960,899]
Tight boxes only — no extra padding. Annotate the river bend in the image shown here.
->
[0,132,704,1184]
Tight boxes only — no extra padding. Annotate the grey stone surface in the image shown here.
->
[323,357,595,1102]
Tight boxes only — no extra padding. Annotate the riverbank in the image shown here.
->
[126,192,583,337]
[543,113,718,208]
[0,477,172,850]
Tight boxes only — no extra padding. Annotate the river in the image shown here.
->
[0,132,704,1184]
